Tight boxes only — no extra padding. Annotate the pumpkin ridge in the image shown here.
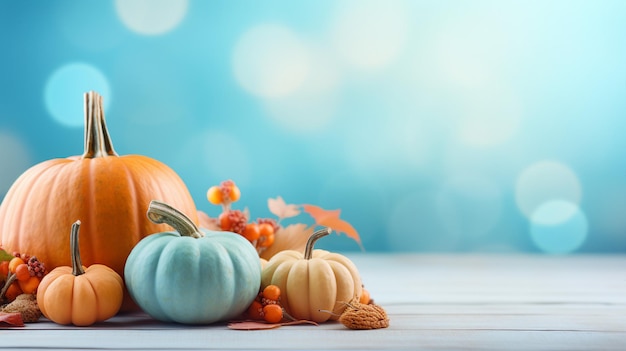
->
[203,240,234,321]
[308,259,336,321]
[154,236,196,322]
[6,161,43,249]
[126,234,170,320]
[286,260,309,319]
[219,235,260,318]
[73,275,97,325]
[86,159,100,265]
[19,161,68,255]
[82,272,101,320]
[326,260,354,319]
[9,162,46,253]
[118,159,141,260]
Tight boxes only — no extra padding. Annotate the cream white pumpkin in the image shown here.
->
[261,228,362,322]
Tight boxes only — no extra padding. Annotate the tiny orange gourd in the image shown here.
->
[37,220,123,327]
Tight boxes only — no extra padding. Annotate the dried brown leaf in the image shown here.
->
[197,210,221,231]
[0,312,24,327]
[228,319,318,330]
[259,224,313,260]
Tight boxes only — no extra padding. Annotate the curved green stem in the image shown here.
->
[70,220,85,276]
[304,227,332,260]
[82,91,117,159]
[147,200,203,239]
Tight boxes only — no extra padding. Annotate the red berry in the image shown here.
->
[27,256,46,278]
[219,180,241,203]
[219,210,247,234]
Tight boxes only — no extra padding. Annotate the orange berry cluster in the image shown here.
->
[206,180,241,206]
[247,285,284,323]
[207,180,281,250]
[0,253,46,302]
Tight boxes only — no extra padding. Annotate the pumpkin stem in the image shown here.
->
[82,91,118,159]
[303,227,332,260]
[147,200,203,239]
[70,220,86,276]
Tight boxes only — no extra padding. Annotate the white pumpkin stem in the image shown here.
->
[70,220,86,276]
[82,91,118,159]
[303,227,332,260]
[147,200,203,239]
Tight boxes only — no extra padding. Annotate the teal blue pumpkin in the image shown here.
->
[124,200,261,324]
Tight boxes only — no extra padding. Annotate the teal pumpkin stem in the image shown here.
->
[70,220,85,276]
[303,227,332,260]
[147,200,203,239]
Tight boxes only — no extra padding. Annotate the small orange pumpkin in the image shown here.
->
[0,91,197,310]
[37,220,123,326]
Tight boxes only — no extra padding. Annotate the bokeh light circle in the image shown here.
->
[331,0,410,70]
[263,46,340,132]
[233,24,311,99]
[515,160,582,219]
[530,200,588,254]
[0,132,32,196]
[44,63,111,128]
[115,0,188,35]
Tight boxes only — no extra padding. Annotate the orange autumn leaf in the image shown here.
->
[301,204,362,247]
[268,196,300,220]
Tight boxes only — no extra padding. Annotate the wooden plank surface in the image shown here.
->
[2,254,625,350]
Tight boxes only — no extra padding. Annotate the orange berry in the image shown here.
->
[242,223,260,242]
[14,264,30,282]
[219,180,241,203]
[359,288,371,304]
[218,212,231,231]
[18,276,40,294]
[263,304,283,323]
[258,233,275,248]
[5,282,22,301]
[207,186,223,205]
[247,300,264,320]
[8,257,25,274]
[259,223,274,237]
[228,184,241,202]
[0,261,8,277]
[262,285,281,301]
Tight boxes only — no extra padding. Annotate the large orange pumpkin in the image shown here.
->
[0,91,198,311]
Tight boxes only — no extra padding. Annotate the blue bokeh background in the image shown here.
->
[1,0,625,254]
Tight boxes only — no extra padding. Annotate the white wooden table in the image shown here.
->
[2,254,626,350]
